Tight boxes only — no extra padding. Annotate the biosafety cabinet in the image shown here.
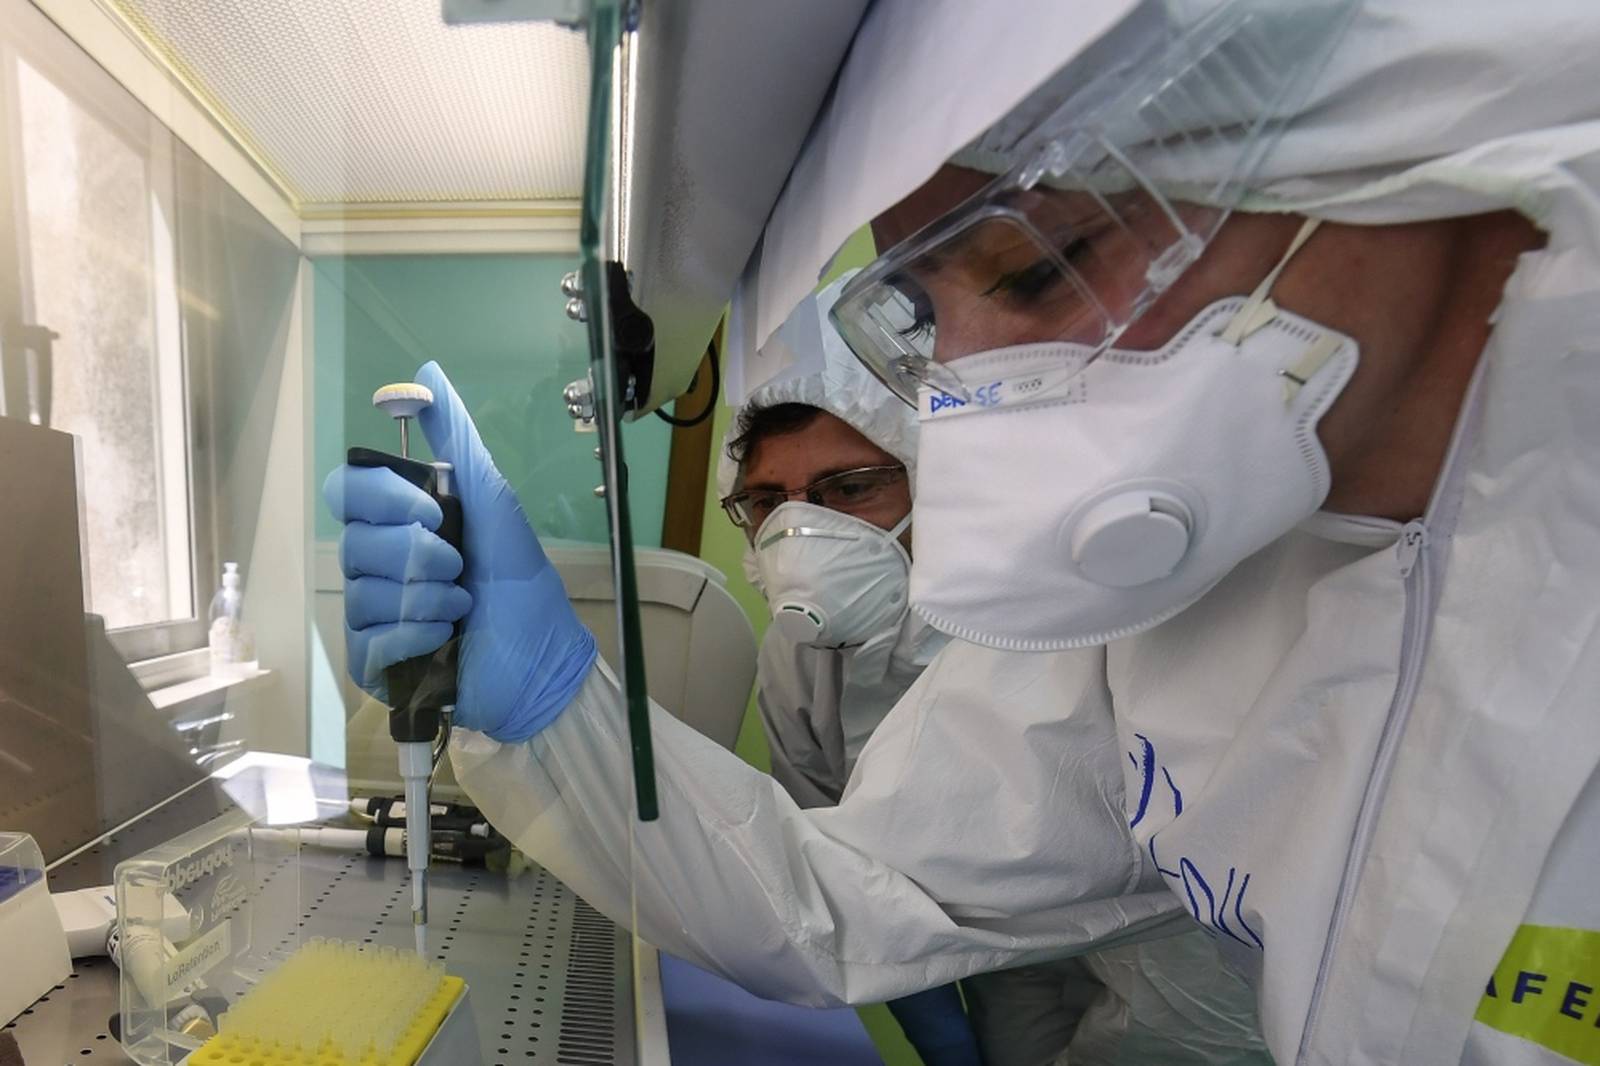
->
[0,0,883,1062]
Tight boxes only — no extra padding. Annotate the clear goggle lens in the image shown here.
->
[833,183,1221,404]
[829,0,1354,406]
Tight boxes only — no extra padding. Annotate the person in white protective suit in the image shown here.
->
[719,277,1263,1065]
[718,276,983,1064]
[321,2,1600,1065]
[808,4,1600,1065]
[717,277,934,812]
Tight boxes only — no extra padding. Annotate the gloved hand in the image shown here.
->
[322,361,597,742]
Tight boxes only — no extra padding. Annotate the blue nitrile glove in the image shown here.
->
[322,361,597,742]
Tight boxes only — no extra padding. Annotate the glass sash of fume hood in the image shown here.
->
[576,0,658,823]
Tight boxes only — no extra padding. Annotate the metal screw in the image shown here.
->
[563,379,596,422]
[564,296,587,323]
[592,485,607,498]
[560,270,583,298]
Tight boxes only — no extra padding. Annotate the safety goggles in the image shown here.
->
[829,0,1356,407]
[720,464,907,531]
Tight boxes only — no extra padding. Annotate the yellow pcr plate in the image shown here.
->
[191,940,464,1066]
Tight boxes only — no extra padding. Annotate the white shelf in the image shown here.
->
[147,667,271,711]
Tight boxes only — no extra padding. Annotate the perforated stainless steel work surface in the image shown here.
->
[5,849,635,1066]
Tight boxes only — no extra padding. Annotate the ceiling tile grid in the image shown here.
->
[109,0,589,206]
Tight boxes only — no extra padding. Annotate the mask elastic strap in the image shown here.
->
[1220,217,1323,345]
[886,510,913,542]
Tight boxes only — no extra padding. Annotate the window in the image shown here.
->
[2,7,204,658]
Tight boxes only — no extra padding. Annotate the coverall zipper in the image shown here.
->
[1293,348,1489,1065]
[1295,517,1432,1064]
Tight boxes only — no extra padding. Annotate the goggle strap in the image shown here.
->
[1220,216,1322,345]
[1099,136,1193,244]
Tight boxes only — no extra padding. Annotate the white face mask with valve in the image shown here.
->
[909,222,1360,651]
[752,501,913,649]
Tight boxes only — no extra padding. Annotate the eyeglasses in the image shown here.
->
[721,465,908,530]
[829,0,1357,407]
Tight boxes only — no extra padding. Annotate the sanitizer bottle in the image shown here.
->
[207,562,256,676]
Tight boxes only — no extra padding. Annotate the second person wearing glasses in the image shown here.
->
[716,276,981,1065]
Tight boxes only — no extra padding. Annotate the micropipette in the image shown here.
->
[349,383,464,956]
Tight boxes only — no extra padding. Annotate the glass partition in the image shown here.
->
[310,254,670,548]
[0,0,300,878]
[0,2,682,1059]
[309,249,672,788]
[0,0,668,878]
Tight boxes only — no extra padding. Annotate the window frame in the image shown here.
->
[0,6,215,669]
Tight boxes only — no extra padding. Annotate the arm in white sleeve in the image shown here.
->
[450,640,1186,1006]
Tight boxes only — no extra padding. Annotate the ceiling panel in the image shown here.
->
[107,0,588,207]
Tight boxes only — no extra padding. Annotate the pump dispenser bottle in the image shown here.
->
[207,562,256,676]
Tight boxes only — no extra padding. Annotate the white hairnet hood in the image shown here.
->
[715,270,917,502]
[731,0,1600,360]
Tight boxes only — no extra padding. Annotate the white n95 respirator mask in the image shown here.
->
[909,295,1358,651]
[753,501,913,648]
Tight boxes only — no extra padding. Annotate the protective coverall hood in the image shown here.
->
[733,0,1600,355]
[718,271,942,773]
[716,270,918,505]
[716,271,938,676]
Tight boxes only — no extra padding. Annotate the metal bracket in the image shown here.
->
[560,264,653,419]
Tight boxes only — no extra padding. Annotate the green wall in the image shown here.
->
[696,229,925,1066]
[311,253,671,547]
